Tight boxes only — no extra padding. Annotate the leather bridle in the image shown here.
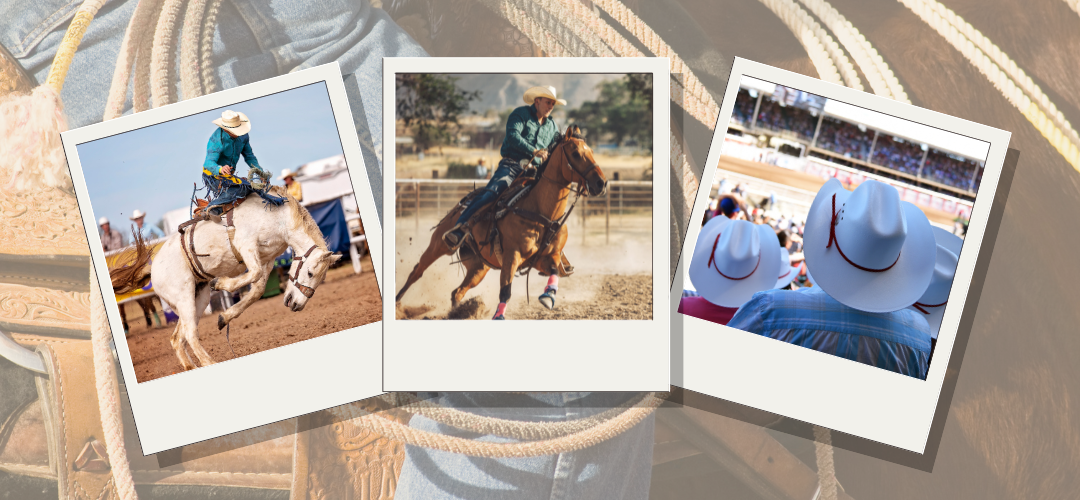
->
[286,245,321,298]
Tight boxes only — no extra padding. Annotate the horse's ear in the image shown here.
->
[330,252,343,263]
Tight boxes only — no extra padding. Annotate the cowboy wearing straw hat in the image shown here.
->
[727,179,938,380]
[98,216,126,251]
[278,168,303,202]
[679,216,782,325]
[129,208,164,241]
[201,110,285,216]
[442,85,566,249]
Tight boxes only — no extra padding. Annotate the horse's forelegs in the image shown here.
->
[451,258,490,307]
[209,248,263,293]
[494,251,522,320]
[217,262,272,330]
[396,241,449,302]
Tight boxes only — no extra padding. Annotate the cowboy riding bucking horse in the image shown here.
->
[200,110,287,216]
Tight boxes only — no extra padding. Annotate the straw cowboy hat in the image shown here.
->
[213,110,251,136]
[908,227,964,337]
[98,216,109,226]
[804,179,936,313]
[523,86,567,106]
[774,250,800,289]
[277,168,298,180]
[689,218,781,308]
[129,209,146,220]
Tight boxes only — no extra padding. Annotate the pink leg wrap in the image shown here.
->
[546,275,559,291]
[494,302,507,318]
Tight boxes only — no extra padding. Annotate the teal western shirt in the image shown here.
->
[203,128,261,176]
[500,104,559,167]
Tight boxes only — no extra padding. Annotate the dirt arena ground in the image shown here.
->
[125,254,381,383]
[395,212,654,320]
[397,273,651,320]
[717,155,960,226]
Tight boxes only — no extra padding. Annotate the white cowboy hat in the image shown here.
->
[129,209,146,220]
[98,216,109,226]
[689,219,781,308]
[908,227,964,337]
[277,168,298,180]
[523,86,567,106]
[803,179,936,313]
[774,249,800,289]
[212,110,251,136]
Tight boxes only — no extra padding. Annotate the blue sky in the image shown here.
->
[79,82,344,231]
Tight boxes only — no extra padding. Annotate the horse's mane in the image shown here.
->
[266,185,328,251]
[536,127,586,180]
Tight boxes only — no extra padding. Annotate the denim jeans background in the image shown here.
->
[2,0,428,221]
[396,392,656,500]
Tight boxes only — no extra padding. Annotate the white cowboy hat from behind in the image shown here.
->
[774,249,800,289]
[909,228,963,337]
[212,110,251,136]
[804,178,936,313]
[129,209,146,220]
[98,216,109,226]
[277,168,297,180]
[523,86,567,106]
[689,219,781,308]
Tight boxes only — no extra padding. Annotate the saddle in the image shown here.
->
[457,174,575,277]
[178,197,248,282]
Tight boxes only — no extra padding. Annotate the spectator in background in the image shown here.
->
[728,179,936,380]
[99,217,125,251]
[713,193,746,220]
[680,217,782,325]
[278,168,303,202]
[129,209,165,241]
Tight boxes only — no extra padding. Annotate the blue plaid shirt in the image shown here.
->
[727,287,932,380]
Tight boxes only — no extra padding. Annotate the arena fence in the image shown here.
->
[395,179,653,243]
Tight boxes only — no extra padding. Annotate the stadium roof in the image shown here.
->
[739,77,990,162]
[822,100,990,162]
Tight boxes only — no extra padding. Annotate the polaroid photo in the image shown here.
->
[672,58,1011,454]
[382,57,670,391]
[62,63,384,455]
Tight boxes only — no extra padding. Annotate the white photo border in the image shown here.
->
[62,63,385,456]
[382,57,670,392]
[671,58,1011,454]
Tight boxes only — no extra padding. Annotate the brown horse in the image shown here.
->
[396,126,607,319]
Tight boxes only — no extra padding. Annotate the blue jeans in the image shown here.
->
[2,0,427,223]
[395,392,656,500]
[456,158,523,226]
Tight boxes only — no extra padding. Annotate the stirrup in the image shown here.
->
[442,224,467,250]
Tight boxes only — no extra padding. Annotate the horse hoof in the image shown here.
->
[539,292,555,310]
[209,277,220,291]
[217,315,226,330]
[492,315,505,320]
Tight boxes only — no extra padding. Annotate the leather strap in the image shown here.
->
[35,340,119,500]
[225,210,244,265]
[179,221,212,282]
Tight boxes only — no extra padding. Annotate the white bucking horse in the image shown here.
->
[111,186,341,371]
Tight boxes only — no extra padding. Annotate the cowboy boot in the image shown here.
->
[442,223,467,250]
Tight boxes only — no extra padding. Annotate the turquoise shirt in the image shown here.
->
[500,104,559,167]
[203,128,261,176]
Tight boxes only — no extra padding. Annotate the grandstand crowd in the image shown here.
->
[730,87,984,193]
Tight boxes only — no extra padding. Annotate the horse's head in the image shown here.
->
[554,125,607,196]
[283,246,342,312]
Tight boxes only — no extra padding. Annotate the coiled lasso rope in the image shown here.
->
[333,392,669,458]
[795,0,909,103]
[753,0,859,90]
[899,0,1080,171]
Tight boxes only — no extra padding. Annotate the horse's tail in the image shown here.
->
[111,229,153,295]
